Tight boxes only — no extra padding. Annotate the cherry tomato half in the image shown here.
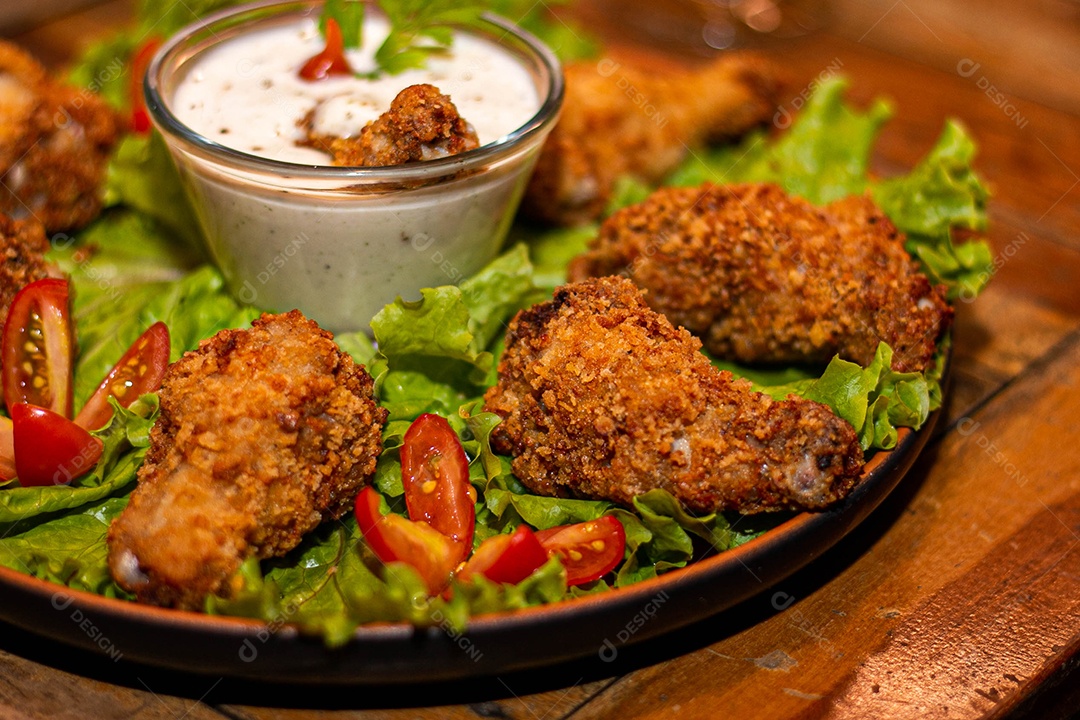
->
[535,516,627,587]
[0,416,14,481]
[355,486,459,595]
[12,403,103,487]
[74,322,170,431]
[299,18,353,81]
[400,413,475,567]
[2,279,74,418]
[457,524,549,586]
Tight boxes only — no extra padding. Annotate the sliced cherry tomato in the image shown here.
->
[400,413,475,566]
[535,516,627,587]
[129,37,162,133]
[12,403,103,487]
[457,524,549,585]
[2,279,74,418]
[0,415,14,481]
[74,322,170,431]
[355,486,458,595]
[299,17,353,81]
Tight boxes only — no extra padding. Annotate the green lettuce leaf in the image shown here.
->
[65,34,138,110]
[664,77,992,298]
[63,263,259,409]
[104,134,204,251]
[210,514,568,646]
[48,200,256,407]
[872,120,993,299]
[667,77,892,201]
[136,0,249,39]
[0,496,130,596]
[749,343,938,451]
[369,244,537,390]
[0,396,156,524]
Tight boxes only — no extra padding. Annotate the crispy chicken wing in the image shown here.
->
[568,183,952,373]
[107,311,387,609]
[304,83,479,166]
[483,276,863,515]
[0,41,120,232]
[521,52,779,226]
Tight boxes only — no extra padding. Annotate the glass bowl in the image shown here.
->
[145,0,563,332]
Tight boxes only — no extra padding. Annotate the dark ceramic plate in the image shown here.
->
[0,394,941,684]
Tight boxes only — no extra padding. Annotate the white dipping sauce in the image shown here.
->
[172,15,540,164]
[153,8,558,333]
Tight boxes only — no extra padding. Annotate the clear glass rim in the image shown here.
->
[144,0,564,182]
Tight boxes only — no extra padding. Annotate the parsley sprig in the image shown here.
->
[320,0,485,78]
[318,0,366,48]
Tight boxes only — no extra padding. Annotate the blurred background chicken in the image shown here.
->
[520,51,780,226]
[0,40,119,232]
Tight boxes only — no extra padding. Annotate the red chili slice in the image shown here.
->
[12,403,103,487]
[400,413,476,567]
[355,486,459,595]
[299,17,353,81]
[2,278,74,418]
[457,524,549,585]
[74,321,170,431]
[535,516,627,587]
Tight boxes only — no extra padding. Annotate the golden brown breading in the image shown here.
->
[0,213,52,332]
[568,183,953,373]
[483,276,863,515]
[107,311,387,609]
[521,52,779,226]
[0,41,120,232]
[305,84,479,166]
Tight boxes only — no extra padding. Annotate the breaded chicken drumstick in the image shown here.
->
[304,84,479,166]
[108,311,387,609]
[521,53,779,226]
[568,183,952,373]
[484,276,864,515]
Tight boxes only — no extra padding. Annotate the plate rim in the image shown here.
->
[0,393,940,683]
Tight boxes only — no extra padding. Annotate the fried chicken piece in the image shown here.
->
[107,311,387,609]
[0,41,120,232]
[568,183,953,373]
[521,52,779,226]
[483,276,863,515]
[305,84,479,166]
[0,214,52,332]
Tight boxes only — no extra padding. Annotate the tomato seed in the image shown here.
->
[421,479,438,494]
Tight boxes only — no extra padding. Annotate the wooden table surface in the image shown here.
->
[7,1,1080,718]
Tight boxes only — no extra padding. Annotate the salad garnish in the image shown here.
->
[0,0,993,645]
[315,0,484,79]
[0,277,168,486]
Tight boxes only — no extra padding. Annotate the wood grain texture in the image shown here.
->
[0,627,230,720]
[825,0,1080,117]
[4,0,1080,718]
[8,0,134,68]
